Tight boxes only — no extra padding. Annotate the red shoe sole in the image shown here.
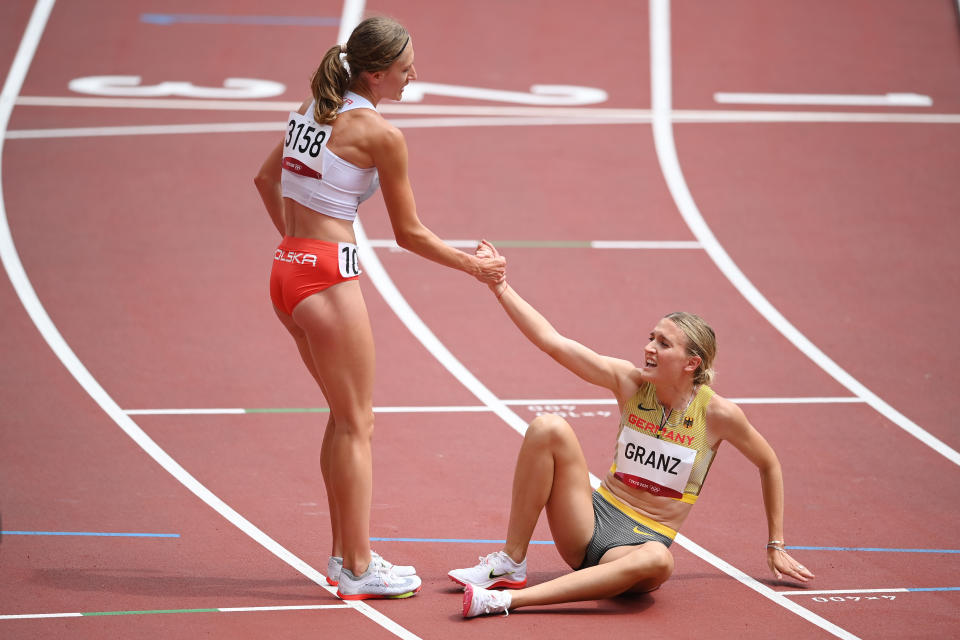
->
[449,575,526,589]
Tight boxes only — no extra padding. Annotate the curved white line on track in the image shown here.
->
[648,1,959,471]
[650,0,960,465]
[0,1,417,638]
[651,0,945,638]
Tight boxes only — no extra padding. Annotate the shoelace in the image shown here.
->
[370,557,395,584]
[479,591,509,617]
[371,551,393,570]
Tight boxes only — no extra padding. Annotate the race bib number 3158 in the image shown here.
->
[282,111,332,178]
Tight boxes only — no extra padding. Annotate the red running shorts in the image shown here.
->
[270,236,361,315]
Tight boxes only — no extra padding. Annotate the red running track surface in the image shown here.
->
[2,1,958,638]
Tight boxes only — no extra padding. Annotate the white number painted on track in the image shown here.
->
[401,82,607,105]
[68,76,286,99]
[66,76,606,106]
[811,596,897,603]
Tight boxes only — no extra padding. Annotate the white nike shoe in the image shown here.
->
[327,551,417,587]
[463,584,512,618]
[448,550,527,589]
[336,555,421,600]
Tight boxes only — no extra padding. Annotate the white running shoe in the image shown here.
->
[463,584,512,618]
[336,555,422,600]
[327,552,417,586]
[448,551,527,589]
[326,556,343,586]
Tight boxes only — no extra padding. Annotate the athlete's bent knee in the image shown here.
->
[624,543,674,587]
[525,413,574,444]
[643,543,674,584]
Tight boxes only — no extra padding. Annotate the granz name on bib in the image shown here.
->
[621,442,682,475]
[615,421,698,498]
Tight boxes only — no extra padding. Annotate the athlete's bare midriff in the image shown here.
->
[602,473,695,532]
[283,199,358,243]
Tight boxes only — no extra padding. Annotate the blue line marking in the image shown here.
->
[370,537,554,545]
[141,14,339,27]
[2,531,179,538]
[907,587,960,592]
[787,545,960,554]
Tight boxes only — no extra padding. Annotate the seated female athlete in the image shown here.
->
[451,241,813,617]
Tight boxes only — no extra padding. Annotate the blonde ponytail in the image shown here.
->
[311,44,349,124]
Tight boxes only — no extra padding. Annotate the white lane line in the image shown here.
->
[5,122,282,139]
[122,397,864,416]
[714,92,933,107]
[365,239,702,250]
[0,613,83,620]
[0,2,416,639]
[15,95,304,110]
[671,111,959,123]
[126,408,248,415]
[651,2,861,639]
[6,112,960,142]
[16,95,955,121]
[591,240,701,249]
[649,1,959,471]
[217,605,351,612]
[2,604,352,620]
[512,396,864,405]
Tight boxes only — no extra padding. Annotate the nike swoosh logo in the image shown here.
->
[489,570,512,579]
[633,526,654,537]
[638,403,655,411]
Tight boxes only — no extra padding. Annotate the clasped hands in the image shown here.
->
[475,239,508,296]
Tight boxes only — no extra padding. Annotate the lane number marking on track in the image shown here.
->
[66,75,607,106]
[811,596,897,603]
[68,76,286,99]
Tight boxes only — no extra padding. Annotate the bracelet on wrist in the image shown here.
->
[766,540,785,551]
[496,283,509,300]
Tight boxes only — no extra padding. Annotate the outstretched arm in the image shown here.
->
[373,124,504,284]
[709,397,815,583]
[477,241,637,395]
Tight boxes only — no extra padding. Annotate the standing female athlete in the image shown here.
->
[254,17,505,600]
[451,242,812,617]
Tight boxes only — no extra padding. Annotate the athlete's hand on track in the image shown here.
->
[474,239,506,287]
[767,546,815,583]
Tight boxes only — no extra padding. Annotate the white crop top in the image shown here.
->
[280,91,380,222]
